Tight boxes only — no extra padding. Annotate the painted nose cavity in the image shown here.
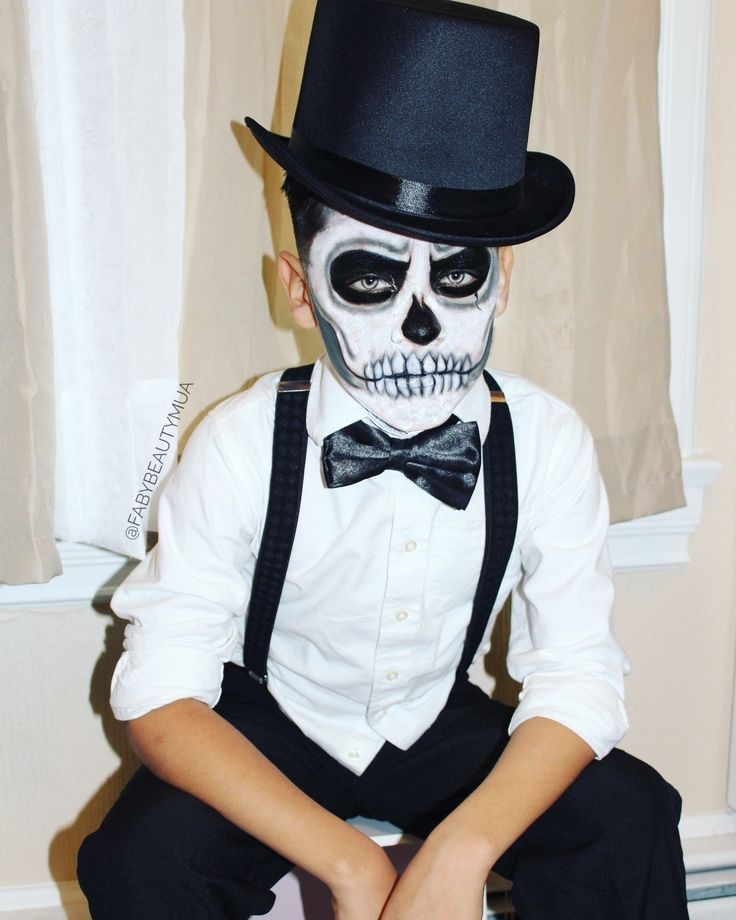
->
[401,296,441,345]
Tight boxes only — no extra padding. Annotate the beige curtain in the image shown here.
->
[0,3,61,585]
[487,0,684,521]
[179,0,684,522]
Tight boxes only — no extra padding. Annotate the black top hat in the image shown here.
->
[246,0,574,246]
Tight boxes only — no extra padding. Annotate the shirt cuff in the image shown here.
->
[507,674,630,760]
[110,646,229,721]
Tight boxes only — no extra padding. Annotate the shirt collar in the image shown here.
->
[306,356,492,447]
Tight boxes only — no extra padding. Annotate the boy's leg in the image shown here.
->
[78,764,294,919]
[495,746,688,920]
[78,665,359,919]
[355,675,688,920]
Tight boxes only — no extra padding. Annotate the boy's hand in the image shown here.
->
[330,841,397,920]
[379,829,491,920]
[126,700,399,917]
[380,716,595,918]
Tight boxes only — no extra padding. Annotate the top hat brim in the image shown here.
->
[246,117,575,248]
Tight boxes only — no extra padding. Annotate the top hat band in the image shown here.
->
[289,130,525,222]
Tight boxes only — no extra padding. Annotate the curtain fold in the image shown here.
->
[0,2,61,585]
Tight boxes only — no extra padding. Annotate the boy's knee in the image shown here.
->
[77,817,197,919]
[76,830,100,892]
[600,750,682,839]
[77,825,125,914]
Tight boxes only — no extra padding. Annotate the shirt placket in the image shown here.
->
[367,477,432,728]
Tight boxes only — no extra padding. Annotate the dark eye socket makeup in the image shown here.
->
[330,250,409,305]
[430,248,492,298]
[329,247,491,304]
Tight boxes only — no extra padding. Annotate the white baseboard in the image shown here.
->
[681,810,736,873]
[682,811,736,840]
[681,810,736,911]
[688,898,736,918]
[0,881,86,911]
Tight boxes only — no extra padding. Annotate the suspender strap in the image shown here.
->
[456,371,519,678]
[243,365,518,685]
[242,364,314,683]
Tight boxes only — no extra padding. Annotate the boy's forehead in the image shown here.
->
[311,208,468,259]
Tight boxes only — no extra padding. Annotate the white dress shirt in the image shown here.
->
[110,357,630,775]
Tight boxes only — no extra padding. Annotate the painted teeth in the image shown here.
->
[362,354,474,397]
[364,372,471,398]
[406,353,422,375]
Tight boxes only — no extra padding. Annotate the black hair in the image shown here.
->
[281,173,330,261]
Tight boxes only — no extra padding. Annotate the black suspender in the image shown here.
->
[242,365,518,684]
[456,375,518,678]
[242,365,313,683]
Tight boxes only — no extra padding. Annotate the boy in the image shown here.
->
[78,1,688,917]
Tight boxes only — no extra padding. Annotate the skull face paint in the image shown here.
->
[305,211,499,432]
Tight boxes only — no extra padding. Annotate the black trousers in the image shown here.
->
[78,664,688,919]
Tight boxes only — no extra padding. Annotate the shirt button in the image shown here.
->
[348,747,360,759]
[395,610,408,622]
[386,670,399,681]
[404,539,417,553]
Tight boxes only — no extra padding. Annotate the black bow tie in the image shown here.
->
[321,415,481,510]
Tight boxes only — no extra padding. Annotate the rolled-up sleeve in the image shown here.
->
[506,409,630,759]
[110,410,262,721]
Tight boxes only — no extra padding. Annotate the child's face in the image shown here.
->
[304,210,500,432]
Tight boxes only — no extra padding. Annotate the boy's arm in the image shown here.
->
[126,699,397,919]
[381,716,593,920]
[114,402,395,919]
[383,403,625,919]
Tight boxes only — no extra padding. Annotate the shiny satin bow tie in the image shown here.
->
[321,415,482,510]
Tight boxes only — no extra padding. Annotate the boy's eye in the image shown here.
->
[348,275,395,295]
[441,271,474,288]
[333,271,398,305]
[430,247,491,299]
[330,250,408,305]
[434,269,483,298]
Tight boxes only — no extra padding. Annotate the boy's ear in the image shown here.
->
[494,245,514,318]
[277,251,318,329]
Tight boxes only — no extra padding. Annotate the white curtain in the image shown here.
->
[27,0,186,561]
